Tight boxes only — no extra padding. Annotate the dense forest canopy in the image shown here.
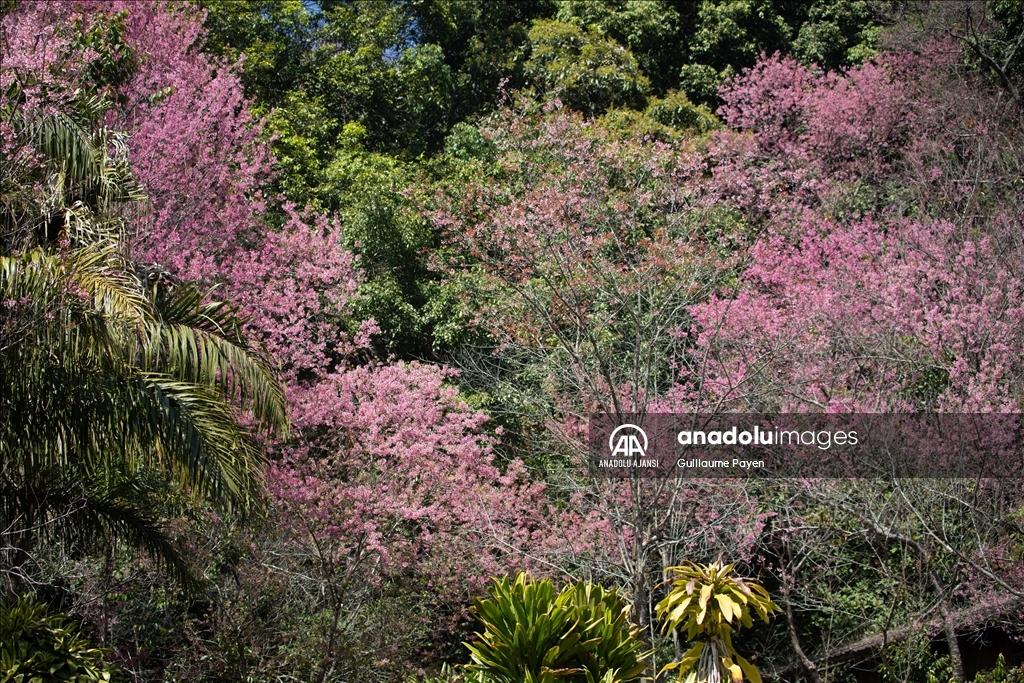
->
[1,1,1023,682]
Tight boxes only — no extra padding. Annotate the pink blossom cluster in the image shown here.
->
[719,53,915,178]
[692,49,1024,413]
[269,361,549,597]
[691,215,1024,412]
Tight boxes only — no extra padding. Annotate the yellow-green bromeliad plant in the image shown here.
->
[656,562,779,683]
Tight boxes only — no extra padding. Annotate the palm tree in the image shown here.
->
[1,72,288,596]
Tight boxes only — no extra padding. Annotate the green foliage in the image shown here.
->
[597,108,681,143]
[905,652,1024,683]
[954,0,1024,98]
[684,0,791,94]
[685,0,880,97]
[0,243,287,589]
[989,0,1024,88]
[656,562,779,683]
[203,0,450,158]
[644,90,720,134]
[525,20,651,116]
[969,655,1024,683]
[465,573,650,683]
[200,1,526,357]
[198,0,316,107]
[593,90,719,143]
[407,663,491,683]
[444,122,498,162]
[555,0,685,94]
[384,0,559,123]
[260,90,332,211]
[320,122,452,356]
[792,0,877,66]
[558,0,881,103]
[65,9,139,98]
[876,632,955,683]
[0,597,115,682]
[0,88,143,250]
[201,0,554,159]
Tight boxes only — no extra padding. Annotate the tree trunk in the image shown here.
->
[660,545,683,659]
[779,547,823,683]
[782,589,823,683]
[929,569,965,682]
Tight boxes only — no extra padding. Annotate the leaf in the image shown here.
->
[672,641,704,675]
[715,594,737,623]
[467,573,650,681]
[666,596,693,626]
[699,583,713,611]
[724,659,744,683]
[736,655,763,683]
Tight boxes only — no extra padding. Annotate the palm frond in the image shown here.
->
[83,486,202,593]
[3,368,266,514]
[134,373,266,514]
[0,475,202,593]
[18,99,143,205]
[2,88,144,245]
[2,75,285,591]
[67,242,148,323]
[1,242,145,321]
[2,250,273,513]
[144,282,288,435]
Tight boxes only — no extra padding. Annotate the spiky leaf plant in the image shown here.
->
[0,596,115,682]
[465,573,650,683]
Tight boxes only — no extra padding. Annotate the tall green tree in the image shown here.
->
[199,1,515,358]
[525,19,651,116]
[557,0,879,103]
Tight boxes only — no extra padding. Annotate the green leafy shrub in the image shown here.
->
[596,109,680,143]
[407,663,491,683]
[918,653,1024,683]
[644,91,720,135]
[465,573,650,683]
[0,597,115,682]
[656,562,779,683]
[525,20,650,116]
[970,655,1024,683]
